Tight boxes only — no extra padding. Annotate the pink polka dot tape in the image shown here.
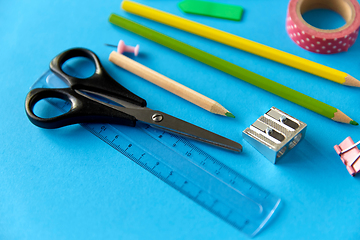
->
[286,0,360,54]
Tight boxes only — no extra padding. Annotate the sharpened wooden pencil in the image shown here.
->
[108,14,358,125]
[109,51,235,118]
[121,0,360,87]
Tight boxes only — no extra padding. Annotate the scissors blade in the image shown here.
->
[120,108,242,152]
[77,90,242,152]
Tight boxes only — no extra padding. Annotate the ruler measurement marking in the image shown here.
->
[38,76,280,237]
[225,210,233,219]
[210,200,218,210]
[166,171,173,179]
[82,123,262,234]
[152,162,159,170]
[195,190,202,199]
[180,181,188,189]
[138,153,146,161]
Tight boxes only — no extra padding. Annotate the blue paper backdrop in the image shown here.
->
[1,0,360,239]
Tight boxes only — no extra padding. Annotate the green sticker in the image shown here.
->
[178,0,243,21]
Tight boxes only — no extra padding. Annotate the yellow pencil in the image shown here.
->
[121,0,360,87]
[109,51,235,118]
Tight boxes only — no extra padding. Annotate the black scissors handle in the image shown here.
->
[50,48,146,107]
[25,48,145,129]
[25,88,137,129]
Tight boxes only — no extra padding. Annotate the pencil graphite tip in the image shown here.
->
[225,112,235,118]
[350,120,359,126]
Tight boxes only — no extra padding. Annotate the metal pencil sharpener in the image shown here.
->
[242,107,307,164]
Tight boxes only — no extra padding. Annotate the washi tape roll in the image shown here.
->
[286,0,360,54]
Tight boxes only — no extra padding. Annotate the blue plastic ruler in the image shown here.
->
[31,70,281,237]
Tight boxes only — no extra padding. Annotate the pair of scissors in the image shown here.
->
[25,48,242,152]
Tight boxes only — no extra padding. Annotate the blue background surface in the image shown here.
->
[1,0,360,239]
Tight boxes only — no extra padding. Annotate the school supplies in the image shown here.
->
[178,0,243,21]
[287,0,360,54]
[108,14,358,125]
[106,39,140,56]
[108,51,234,118]
[243,107,307,164]
[25,48,242,152]
[28,60,281,237]
[120,0,360,87]
[334,137,360,176]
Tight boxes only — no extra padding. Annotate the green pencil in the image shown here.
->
[109,14,357,125]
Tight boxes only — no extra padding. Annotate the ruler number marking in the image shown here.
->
[80,122,276,236]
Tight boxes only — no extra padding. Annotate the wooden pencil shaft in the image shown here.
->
[121,1,350,85]
[109,51,219,112]
[109,14,338,120]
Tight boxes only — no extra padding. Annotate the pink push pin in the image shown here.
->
[106,40,140,56]
[334,136,360,176]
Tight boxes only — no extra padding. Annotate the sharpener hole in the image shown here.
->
[276,146,287,159]
[289,133,303,149]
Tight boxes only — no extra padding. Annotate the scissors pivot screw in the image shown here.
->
[152,113,163,122]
